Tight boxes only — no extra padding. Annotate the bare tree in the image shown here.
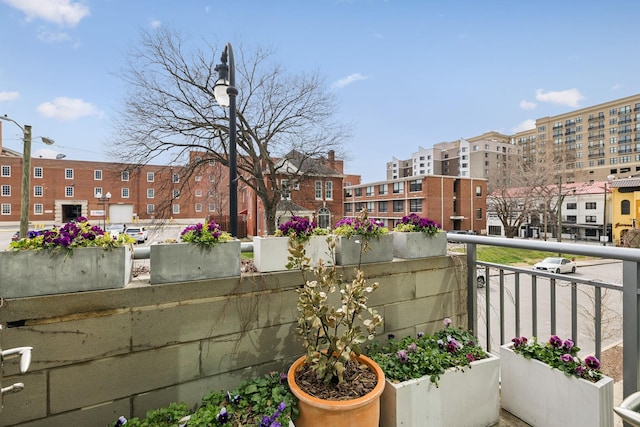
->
[110,27,350,234]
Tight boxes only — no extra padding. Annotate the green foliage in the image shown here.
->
[511,335,603,383]
[450,245,582,266]
[332,210,389,239]
[112,372,296,427]
[368,319,487,386]
[291,209,384,385]
[179,221,233,248]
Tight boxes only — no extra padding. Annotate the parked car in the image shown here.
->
[125,226,148,243]
[107,224,127,240]
[533,257,577,274]
[476,267,486,287]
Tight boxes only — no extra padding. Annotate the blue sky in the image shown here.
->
[2,0,640,183]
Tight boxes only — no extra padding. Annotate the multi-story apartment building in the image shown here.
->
[512,93,640,184]
[344,175,487,234]
[386,132,520,191]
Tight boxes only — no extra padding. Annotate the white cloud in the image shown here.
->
[512,119,536,133]
[0,91,19,101]
[150,19,161,29]
[37,97,103,121]
[611,83,623,90]
[535,88,585,108]
[331,73,369,90]
[520,100,537,110]
[2,0,90,27]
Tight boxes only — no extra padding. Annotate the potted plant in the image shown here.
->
[0,217,135,298]
[150,220,240,285]
[392,213,447,259]
[368,318,500,427]
[253,216,331,272]
[500,335,614,427]
[113,371,297,427]
[332,210,392,265]
[286,216,386,427]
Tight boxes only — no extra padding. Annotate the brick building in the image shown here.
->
[344,175,487,233]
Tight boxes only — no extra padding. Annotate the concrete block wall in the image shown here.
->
[0,255,466,426]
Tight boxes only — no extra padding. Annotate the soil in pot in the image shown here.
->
[294,359,378,400]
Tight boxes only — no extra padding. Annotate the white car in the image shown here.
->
[107,224,126,240]
[125,226,148,243]
[533,257,577,274]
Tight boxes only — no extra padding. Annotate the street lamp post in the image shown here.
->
[213,43,239,238]
[96,192,111,230]
[0,116,54,239]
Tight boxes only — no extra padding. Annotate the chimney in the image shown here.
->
[328,150,335,162]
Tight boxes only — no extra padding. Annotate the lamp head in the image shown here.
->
[214,53,230,107]
[41,137,55,145]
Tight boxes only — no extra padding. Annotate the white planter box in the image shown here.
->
[0,246,133,298]
[150,241,241,284]
[335,233,394,265]
[500,343,613,427]
[379,352,500,427]
[253,236,333,272]
[392,231,447,259]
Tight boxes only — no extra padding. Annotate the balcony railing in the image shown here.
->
[447,233,640,399]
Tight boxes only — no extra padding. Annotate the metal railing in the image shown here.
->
[448,232,640,399]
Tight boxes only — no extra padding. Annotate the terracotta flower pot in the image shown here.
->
[287,354,385,427]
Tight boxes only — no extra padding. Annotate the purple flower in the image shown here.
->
[443,318,452,327]
[388,333,395,340]
[437,339,444,349]
[217,407,229,424]
[279,372,287,384]
[407,343,418,353]
[417,332,424,338]
[585,355,600,370]
[466,353,475,363]
[575,365,586,377]
[446,337,461,353]
[549,335,563,348]
[397,350,408,363]
[511,336,528,348]
[563,339,574,351]
[560,354,573,363]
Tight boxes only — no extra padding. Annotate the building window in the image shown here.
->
[622,200,631,215]
[147,204,155,214]
[355,188,362,197]
[476,186,482,197]
[34,186,43,197]
[195,189,202,197]
[172,173,179,183]
[195,203,202,212]
[34,204,43,215]
[393,200,404,212]
[65,168,74,179]
[409,179,422,192]
[585,215,597,223]
[121,171,129,181]
[195,175,202,182]
[355,202,364,212]
[281,179,291,200]
[566,202,577,210]
[393,182,404,194]
[94,170,102,180]
[366,186,374,196]
[315,181,322,199]
[325,181,333,200]
[173,189,180,199]
[585,202,597,209]
[65,186,74,197]
[317,207,331,229]
[34,167,43,178]
[122,188,129,198]
[147,189,154,198]
[208,203,215,212]
[345,203,353,213]
[1,203,10,215]
[147,172,154,182]
[172,204,180,214]
[1,166,10,177]
[1,185,10,196]
[366,201,374,212]
[378,201,388,212]
[476,208,482,220]
[94,187,103,197]
[409,199,422,212]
